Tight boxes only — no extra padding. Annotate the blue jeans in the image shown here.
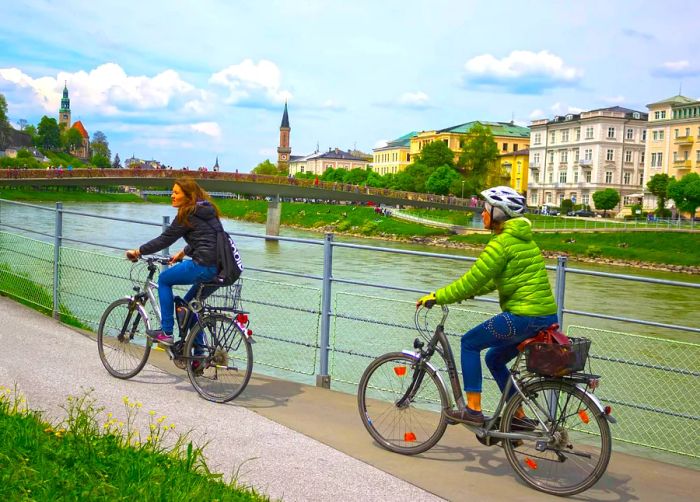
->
[157,259,217,334]
[460,312,558,395]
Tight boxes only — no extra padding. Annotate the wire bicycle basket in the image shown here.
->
[524,337,591,377]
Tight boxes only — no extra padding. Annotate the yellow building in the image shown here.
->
[409,121,530,191]
[499,149,530,193]
[372,132,417,175]
[644,95,700,209]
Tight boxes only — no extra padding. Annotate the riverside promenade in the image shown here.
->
[0,296,697,501]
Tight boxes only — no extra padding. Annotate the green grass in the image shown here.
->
[0,187,144,203]
[0,388,267,501]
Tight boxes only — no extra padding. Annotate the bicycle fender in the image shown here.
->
[400,350,448,394]
[578,385,617,424]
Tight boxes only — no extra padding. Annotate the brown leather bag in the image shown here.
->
[518,324,576,377]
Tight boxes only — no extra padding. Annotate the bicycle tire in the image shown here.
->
[97,298,152,379]
[357,352,449,455]
[501,379,612,496]
[184,313,253,403]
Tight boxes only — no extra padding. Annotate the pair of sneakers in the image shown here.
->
[148,330,174,345]
[445,407,538,431]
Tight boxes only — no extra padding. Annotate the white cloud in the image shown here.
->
[602,95,625,104]
[0,63,203,115]
[397,91,430,108]
[463,50,583,94]
[529,109,546,119]
[190,122,221,138]
[550,102,583,115]
[651,60,700,78]
[209,59,292,107]
[320,99,344,111]
[374,139,388,148]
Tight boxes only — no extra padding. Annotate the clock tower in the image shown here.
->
[277,102,291,172]
[59,82,71,129]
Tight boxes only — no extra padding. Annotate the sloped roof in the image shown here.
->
[647,95,697,107]
[294,148,369,162]
[438,121,530,138]
[72,121,89,139]
[280,102,290,128]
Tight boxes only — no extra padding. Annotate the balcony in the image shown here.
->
[674,135,695,146]
[579,158,593,166]
[673,159,692,169]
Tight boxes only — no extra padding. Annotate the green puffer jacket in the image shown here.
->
[434,217,557,316]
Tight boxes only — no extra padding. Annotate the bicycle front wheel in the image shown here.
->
[501,380,612,496]
[184,314,253,403]
[357,352,449,455]
[97,298,152,379]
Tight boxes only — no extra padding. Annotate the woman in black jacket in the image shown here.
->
[126,177,220,345]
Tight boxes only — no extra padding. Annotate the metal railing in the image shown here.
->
[0,198,698,460]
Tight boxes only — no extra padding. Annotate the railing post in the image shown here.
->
[52,202,63,320]
[161,215,170,269]
[317,232,333,389]
[555,255,567,326]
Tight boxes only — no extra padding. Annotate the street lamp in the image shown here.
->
[461,180,465,199]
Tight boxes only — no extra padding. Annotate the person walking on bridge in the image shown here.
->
[126,177,220,345]
[416,186,558,426]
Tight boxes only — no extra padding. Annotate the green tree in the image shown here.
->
[667,172,700,219]
[416,140,454,169]
[112,153,122,169]
[37,116,61,149]
[0,93,10,148]
[91,130,111,160]
[592,188,621,217]
[91,153,111,168]
[251,159,280,175]
[560,198,574,215]
[343,167,369,185]
[458,123,499,193]
[425,165,459,195]
[646,173,671,216]
[62,127,84,152]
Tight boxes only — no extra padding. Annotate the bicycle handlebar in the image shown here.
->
[134,255,171,266]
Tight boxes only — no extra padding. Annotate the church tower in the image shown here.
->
[277,102,291,172]
[59,82,71,129]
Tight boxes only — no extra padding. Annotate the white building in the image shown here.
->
[288,148,370,176]
[528,107,648,212]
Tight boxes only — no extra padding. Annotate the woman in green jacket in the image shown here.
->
[417,186,558,427]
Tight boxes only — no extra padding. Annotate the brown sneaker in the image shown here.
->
[445,407,484,426]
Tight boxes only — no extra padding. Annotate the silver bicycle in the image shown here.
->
[97,256,254,403]
[357,305,614,496]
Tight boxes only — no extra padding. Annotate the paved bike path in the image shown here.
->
[1,296,697,501]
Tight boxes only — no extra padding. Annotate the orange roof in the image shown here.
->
[72,121,89,139]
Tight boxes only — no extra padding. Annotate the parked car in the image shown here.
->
[571,209,596,217]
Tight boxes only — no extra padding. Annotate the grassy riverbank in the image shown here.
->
[0,388,265,501]
[0,187,144,203]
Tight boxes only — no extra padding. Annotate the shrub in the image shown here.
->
[585,245,602,258]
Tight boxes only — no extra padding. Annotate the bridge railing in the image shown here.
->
[0,168,476,208]
[0,197,698,461]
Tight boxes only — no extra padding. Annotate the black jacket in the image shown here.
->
[139,201,219,266]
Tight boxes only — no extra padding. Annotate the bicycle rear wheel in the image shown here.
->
[97,298,151,379]
[357,352,449,455]
[184,313,253,403]
[501,380,612,496]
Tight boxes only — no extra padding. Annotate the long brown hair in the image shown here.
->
[174,177,221,225]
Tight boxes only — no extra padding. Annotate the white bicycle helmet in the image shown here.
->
[480,186,526,219]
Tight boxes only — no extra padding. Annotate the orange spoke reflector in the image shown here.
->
[525,457,538,470]
[393,366,407,377]
[404,432,417,442]
[578,410,590,424]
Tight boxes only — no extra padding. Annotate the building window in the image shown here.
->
[548,151,554,164]
[697,150,700,162]
[606,149,614,161]
[642,130,647,142]
[584,148,592,161]
[585,127,594,139]
[548,172,553,183]
[607,127,616,139]
[559,171,567,183]
[585,171,592,182]
[658,152,663,166]
[561,150,568,163]
[550,132,556,144]
[546,192,552,203]
[562,130,569,142]
[605,171,613,183]
[685,127,690,137]
[626,128,634,140]
[575,127,581,141]
[534,132,541,145]
[661,111,666,119]
[531,193,538,205]
[573,170,579,182]
[640,151,645,165]
[582,194,589,205]
[623,172,631,184]
[654,111,661,120]
[633,112,640,119]
[651,153,657,167]
[574,148,580,162]
[502,143,508,151]
[675,128,679,138]
[533,152,540,165]
[625,150,632,163]
[517,161,522,174]
[300,166,305,173]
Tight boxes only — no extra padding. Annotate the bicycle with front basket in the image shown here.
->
[357,305,614,496]
[97,256,254,403]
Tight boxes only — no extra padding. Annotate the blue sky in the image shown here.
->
[1,0,699,171]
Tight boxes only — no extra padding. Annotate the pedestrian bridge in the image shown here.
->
[0,168,479,211]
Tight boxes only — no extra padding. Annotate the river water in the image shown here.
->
[1,200,698,343]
